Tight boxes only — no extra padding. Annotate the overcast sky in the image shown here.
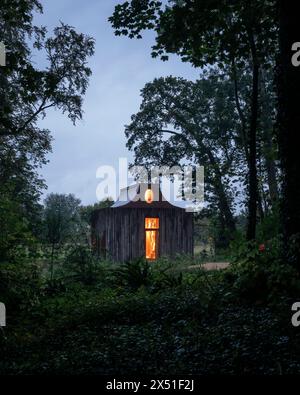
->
[36,0,200,205]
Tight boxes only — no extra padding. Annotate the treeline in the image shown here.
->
[0,0,94,263]
[1,0,300,376]
[110,0,300,268]
[1,1,300,275]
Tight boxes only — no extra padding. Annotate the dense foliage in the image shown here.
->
[0,0,95,262]
[1,255,300,374]
[110,0,279,241]
[1,0,299,376]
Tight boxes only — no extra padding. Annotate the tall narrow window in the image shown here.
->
[145,218,159,260]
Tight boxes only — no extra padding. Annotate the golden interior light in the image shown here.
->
[144,188,154,204]
[145,217,159,229]
[146,231,157,260]
[145,217,159,260]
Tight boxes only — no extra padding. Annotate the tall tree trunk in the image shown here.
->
[247,62,259,240]
[260,71,279,208]
[265,140,279,207]
[205,150,236,235]
[278,1,300,269]
[231,59,249,164]
[231,51,260,239]
[246,28,260,241]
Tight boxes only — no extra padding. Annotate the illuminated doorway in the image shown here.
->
[145,217,159,260]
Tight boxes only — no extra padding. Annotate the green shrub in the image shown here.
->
[42,277,68,296]
[224,237,300,303]
[63,245,103,285]
[0,260,41,312]
[256,209,280,241]
[114,258,152,291]
[151,260,184,291]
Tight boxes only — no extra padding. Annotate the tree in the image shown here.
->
[43,193,81,279]
[277,1,300,270]
[125,74,239,240]
[80,199,114,225]
[110,0,278,240]
[0,189,34,262]
[0,0,95,257]
[258,70,279,212]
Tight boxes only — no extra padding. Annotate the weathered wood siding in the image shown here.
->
[91,207,193,262]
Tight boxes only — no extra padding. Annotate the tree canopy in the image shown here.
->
[110,0,279,240]
[0,0,95,261]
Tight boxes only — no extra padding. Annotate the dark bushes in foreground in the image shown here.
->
[1,247,300,375]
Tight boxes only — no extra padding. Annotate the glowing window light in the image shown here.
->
[145,217,159,229]
[144,189,154,204]
[145,217,159,260]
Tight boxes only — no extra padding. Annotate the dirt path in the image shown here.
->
[187,262,230,271]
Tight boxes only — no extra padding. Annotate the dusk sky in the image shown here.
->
[36,0,200,205]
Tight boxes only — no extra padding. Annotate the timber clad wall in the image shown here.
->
[91,207,194,262]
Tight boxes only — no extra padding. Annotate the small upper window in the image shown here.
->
[145,217,159,229]
[144,189,154,204]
